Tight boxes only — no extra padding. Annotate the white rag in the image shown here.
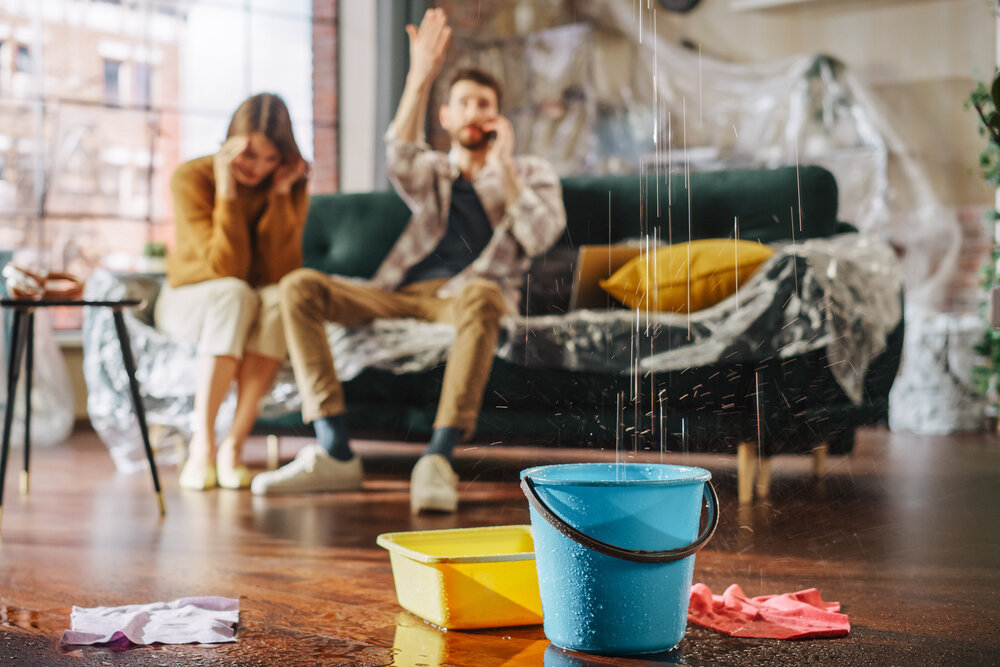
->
[60,596,239,646]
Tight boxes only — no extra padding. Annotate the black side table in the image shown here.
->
[0,298,165,529]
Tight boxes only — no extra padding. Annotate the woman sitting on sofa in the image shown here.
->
[155,92,308,490]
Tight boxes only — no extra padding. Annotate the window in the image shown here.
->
[16,45,31,74]
[103,59,121,106]
[0,1,317,332]
[133,63,151,108]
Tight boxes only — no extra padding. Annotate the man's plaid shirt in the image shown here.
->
[370,129,567,312]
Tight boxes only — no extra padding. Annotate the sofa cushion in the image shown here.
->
[600,239,773,312]
[560,165,840,247]
[303,190,411,278]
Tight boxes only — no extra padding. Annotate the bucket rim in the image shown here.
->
[519,462,711,487]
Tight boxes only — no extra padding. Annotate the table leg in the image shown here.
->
[21,311,33,495]
[112,309,165,517]
[0,309,28,530]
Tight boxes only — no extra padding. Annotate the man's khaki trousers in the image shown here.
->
[279,268,506,438]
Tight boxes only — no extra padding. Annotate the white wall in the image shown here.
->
[338,0,378,192]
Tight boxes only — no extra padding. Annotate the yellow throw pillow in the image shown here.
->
[599,239,774,313]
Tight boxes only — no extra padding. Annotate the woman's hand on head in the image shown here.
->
[214,136,249,200]
[271,158,308,195]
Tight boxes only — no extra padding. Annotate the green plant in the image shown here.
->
[141,241,167,258]
[969,72,1000,402]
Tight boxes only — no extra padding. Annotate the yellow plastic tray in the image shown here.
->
[377,525,543,630]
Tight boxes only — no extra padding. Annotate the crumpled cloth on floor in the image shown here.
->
[688,583,850,639]
[60,596,239,646]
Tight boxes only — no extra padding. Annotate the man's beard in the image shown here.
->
[456,126,491,151]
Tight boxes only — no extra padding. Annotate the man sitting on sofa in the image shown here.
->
[250,8,566,512]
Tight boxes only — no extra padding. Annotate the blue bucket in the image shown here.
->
[520,463,718,655]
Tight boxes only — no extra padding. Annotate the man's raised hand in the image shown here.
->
[405,8,452,88]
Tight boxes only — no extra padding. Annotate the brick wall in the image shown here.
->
[949,205,992,314]
[312,0,338,193]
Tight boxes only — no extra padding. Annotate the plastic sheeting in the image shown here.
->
[446,4,956,314]
[501,233,901,407]
[83,272,199,472]
[0,308,74,448]
[443,6,958,434]
[888,313,986,434]
[83,232,900,472]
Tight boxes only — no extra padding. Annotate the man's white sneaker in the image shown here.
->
[410,454,458,513]
[250,444,363,495]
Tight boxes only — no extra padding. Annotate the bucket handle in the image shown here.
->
[520,476,719,564]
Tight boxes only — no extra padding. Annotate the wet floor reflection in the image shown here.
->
[245,489,467,548]
[0,605,42,632]
[391,612,547,666]
[389,612,693,667]
[544,643,687,666]
[0,427,996,664]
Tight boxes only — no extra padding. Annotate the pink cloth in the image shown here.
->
[688,583,850,639]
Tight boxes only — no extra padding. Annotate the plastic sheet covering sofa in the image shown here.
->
[83,165,903,501]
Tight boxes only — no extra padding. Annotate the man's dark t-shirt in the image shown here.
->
[400,176,493,286]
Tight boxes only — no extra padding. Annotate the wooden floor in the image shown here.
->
[0,425,998,666]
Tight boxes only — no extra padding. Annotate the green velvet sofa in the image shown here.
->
[256,165,904,497]
[82,164,902,497]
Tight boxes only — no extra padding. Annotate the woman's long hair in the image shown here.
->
[226,93,303,166]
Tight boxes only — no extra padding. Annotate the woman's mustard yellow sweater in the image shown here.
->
[166,155,308,288]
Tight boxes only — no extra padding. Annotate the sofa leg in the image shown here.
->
[755,457,772,500]
[813,443,828,479]
[737,442,758,505]
[266,434,281,470]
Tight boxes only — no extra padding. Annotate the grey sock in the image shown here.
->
[424,426,462,460]
[313,414,353,461]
